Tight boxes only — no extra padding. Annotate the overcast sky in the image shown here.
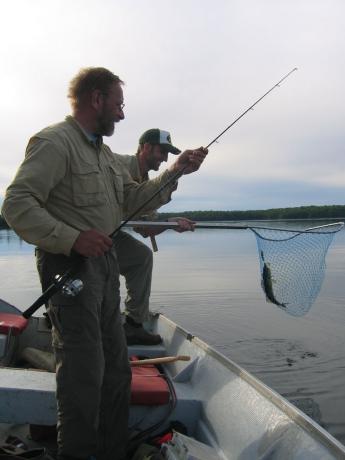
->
[1,0,344,212]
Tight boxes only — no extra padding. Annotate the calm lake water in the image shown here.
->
[1,222,345,446]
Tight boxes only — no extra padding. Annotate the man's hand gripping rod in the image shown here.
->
[22,68,297,319]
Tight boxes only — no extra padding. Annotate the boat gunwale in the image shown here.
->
[156,313,345,457]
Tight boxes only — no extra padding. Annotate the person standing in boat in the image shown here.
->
[1,67,208,460]
[116,128,195,346]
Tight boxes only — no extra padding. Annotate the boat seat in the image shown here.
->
[130,356,170,405]
[0,313,28,335]
[0,365,201,427]
[0,313,29,364]
[16,350,171,406]
[0,368,57,425]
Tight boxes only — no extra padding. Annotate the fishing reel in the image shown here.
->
[54,274,84,297]
[62,279,84,297]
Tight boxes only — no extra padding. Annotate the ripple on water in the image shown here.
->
[230,337,320,372]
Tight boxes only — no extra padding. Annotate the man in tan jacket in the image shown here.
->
[116,128,195,345]
[2,67,207,460]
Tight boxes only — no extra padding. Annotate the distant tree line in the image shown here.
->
[157,205,345,222]
[1,204,345,230]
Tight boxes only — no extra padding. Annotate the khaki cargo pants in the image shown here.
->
[113,230,153,324]
[36,248,131,460]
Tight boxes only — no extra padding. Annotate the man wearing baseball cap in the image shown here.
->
[139,128,181,154]
[115,128,195,345]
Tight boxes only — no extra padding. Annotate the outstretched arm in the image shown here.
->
[133,217,195,237]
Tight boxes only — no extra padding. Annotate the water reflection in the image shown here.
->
[0,229,33,254]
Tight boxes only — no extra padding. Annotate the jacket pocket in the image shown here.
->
[71,164,105,207]
[109,165,124,205]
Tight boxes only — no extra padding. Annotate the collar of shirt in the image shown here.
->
[66,116,103,147]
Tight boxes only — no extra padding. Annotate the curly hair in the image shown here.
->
[68,67,124,111]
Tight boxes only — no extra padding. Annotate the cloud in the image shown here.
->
[1,0,345,211]
[160,173,345,212]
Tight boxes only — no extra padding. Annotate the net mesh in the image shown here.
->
[251,223,343,316]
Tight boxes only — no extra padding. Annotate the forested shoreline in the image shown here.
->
[1,204,345,229]
[157,204,345,222]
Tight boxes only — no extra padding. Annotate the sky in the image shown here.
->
[1,0,344,212]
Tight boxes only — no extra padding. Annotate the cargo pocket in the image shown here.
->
[109,165,124,205]
[72,164,105,207]
[49,293,83,348]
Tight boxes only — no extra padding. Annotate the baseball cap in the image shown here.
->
[139,129,181,154]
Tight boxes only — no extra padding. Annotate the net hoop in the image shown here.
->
[251,222,343,316]
[250,222,344,242]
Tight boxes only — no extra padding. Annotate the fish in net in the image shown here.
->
[251,223,344,316]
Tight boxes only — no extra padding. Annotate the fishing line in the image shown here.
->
[205,67,297,150]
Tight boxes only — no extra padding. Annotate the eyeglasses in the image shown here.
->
[101,92,125,111]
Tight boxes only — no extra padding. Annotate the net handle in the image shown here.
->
[124,220,344,234]
[304,222,344,232]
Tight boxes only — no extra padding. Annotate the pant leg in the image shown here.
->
[38,249,131,460]
[114,230,153,323]
[97,248,131,460]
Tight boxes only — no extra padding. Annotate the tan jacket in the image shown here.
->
[2,117,177,255]
[117,154,144,183]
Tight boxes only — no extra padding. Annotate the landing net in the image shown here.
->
[250,223,344,316]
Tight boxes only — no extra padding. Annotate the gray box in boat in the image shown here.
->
[161,432,223,460]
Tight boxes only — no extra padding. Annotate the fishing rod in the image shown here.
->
[110,68,298,238]
[205,67,297,150]
[22,68,298,319]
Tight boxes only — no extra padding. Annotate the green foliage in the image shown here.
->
[157,205,345,222]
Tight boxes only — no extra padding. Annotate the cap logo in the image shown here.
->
[159,130,171,145]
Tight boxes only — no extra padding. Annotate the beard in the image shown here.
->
[146,147,163,171]
[96,107,116,136]
[147,158,161,171]
[97,116,115,137]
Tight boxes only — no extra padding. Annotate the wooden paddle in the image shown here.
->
[130,355,190,366]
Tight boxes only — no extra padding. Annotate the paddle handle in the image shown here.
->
[150,235,158,252]
[130,355,190,366]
